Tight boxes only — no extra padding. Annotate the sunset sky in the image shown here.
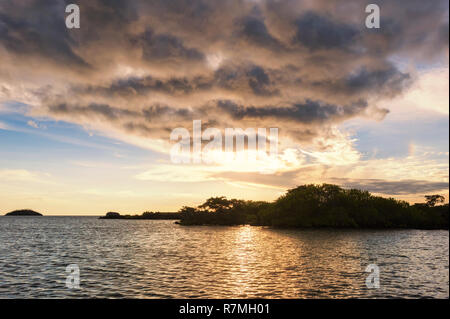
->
[0,0,448,215]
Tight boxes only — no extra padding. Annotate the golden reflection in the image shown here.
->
[227,225,259,297]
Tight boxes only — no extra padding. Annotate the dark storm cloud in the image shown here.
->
[49,102,195,122]
[0,0,448,143]
[46,97,373,144]
[246,66,279,96]
[236,15,284,51]
[74,64,279,98]
[0,1,88,68]
[136,28,204,62]
[49,103,138,121]
[332,178,449,195]
[75,75,212,97]
[212,64,280,96]
[311,66,411,98]
[142,104,194,120]
[217,99,369,123]
[345,67,410,93]
[293,11,360,50]
[362,0,449,58]
[51,98,368,128]
[1,0,447,71]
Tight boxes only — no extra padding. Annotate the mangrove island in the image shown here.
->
[100,211,181,220]
[177,184,448,229]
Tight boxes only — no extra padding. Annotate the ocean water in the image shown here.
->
[0,216,448,298]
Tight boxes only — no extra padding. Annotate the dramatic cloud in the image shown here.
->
[0,1,89,68]
[137,28,205,63]
[293,11,360,51]
[0,0,448,205]
[217,99,371,123]
[2,0,446,135]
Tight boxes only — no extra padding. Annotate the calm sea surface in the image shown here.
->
[0,217,448,298]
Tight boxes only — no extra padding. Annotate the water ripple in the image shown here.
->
[0,217,448,298]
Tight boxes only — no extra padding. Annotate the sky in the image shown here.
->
[0,0,448,215]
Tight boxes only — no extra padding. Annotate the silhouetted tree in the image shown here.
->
[179,206,198,214]
[425,195,445,207]
[199,196,235,213]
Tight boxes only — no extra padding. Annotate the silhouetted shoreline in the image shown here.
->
[99,211,181,220]
[98,184,449,230]
[5,209,42,216]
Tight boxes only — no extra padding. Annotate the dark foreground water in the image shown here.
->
[0,217,448,298]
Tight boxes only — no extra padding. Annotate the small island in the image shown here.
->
[5,209,43,216]
[100,211,181,220]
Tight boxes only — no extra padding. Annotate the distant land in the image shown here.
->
[98,184,449,230]
[5,209,43,216]
[100,211,181,220]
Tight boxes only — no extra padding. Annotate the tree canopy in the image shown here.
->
[425,195,445,207]
[178,184,448,229]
